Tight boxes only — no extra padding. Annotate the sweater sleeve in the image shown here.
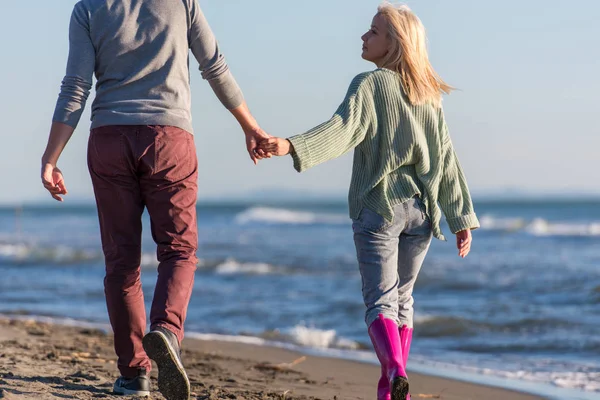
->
[288,75,373,172]
[188,0,244,110]
[52,2,95,128]
[437,113,480,233]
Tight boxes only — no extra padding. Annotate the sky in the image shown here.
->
[0,0,598,204]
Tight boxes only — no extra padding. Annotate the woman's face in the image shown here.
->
[361,13,390,67]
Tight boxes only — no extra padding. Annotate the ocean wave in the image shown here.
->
[241,324,367,351]
[0,243,100,265]
[452,341,600,355]
[592,286,600,304]
[214,259,276,275]
[415,275,484,292]
[285,325,364,350]
[525,218,600,237]
[410,356,600,395]
[415,315,482,337]
[140,252,159,268]
[479,215,600,237]
[235,207,348,225]
[0,243,287,278]
[0,243,170,270]
[144,256,281,276]
[479,215,527,231]
[414,315,581,338]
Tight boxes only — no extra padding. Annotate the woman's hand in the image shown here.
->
[258,137,292,157]
[41,163,68,202]
[456,229,472,258]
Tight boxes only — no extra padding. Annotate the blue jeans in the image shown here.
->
[352,197,433,328]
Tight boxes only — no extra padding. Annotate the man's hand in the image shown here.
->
[40,121,75,201]
[456,229,472,258]
[257,137,292,157]
[41,163,67,202]
[228,101,273,164]
[244,127,272,164]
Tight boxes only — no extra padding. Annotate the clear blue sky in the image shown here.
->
[1,0,597,204]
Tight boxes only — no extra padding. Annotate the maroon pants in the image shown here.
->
[88,125,198,377]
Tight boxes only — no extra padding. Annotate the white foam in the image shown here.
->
[0,243,29,260]
[0,243,98,264]
[215,259,275,275]
[140,252,159,268]
[414,313,438,324]
[479,215,526,231]
[478,215,600,237]
[526,218,600,237]
[410,356,600,396]
[185,331,373,362]
[235,207,347,225]
[287,325,361,350]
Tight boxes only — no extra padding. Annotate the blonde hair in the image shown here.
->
[377,2,453,106]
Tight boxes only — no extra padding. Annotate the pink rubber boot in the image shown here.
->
[400,325,414,400]
[377,367,391,400]
[368,315,409,400]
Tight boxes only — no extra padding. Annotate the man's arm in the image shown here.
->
[42,3,95,201]
[229,102,270,164]
[187,0,269,162]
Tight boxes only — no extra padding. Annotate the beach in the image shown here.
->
[0,318,545,400]
[1,202,599,398]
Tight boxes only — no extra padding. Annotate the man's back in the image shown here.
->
[53,0,243,133]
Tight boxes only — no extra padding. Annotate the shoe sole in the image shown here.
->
[113,384,150,397]
[143,331,191,400]
[391,376,409,400]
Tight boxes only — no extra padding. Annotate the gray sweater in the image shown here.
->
[52,0,244,133]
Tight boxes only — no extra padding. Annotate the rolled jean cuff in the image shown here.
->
[365,309,399,328]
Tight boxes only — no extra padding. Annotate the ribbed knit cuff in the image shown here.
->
[447,213,480,234]
[288,135,312,172]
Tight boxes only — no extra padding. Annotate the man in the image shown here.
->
[40,1,268,399]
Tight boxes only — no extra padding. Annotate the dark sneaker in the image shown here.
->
[143,327,191,400]
[113,369,151,397]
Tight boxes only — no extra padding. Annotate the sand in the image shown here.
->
[0,318,546,400]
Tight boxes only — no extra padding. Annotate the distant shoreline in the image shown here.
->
[4,192,600,209]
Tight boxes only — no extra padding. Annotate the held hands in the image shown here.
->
[256,137,292,157]
[41,162,67,202]
[244,127,272,164]
[456,229,472,258]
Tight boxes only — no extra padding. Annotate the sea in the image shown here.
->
[0,199,599,399]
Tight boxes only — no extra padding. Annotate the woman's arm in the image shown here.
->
[437,116,480,234]
[188,0,269,162]
[261,75,373,171]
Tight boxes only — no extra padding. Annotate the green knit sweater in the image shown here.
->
[288,69,479,240]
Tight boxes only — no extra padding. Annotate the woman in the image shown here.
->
[40,0,268,399]
[259,4,479,399]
